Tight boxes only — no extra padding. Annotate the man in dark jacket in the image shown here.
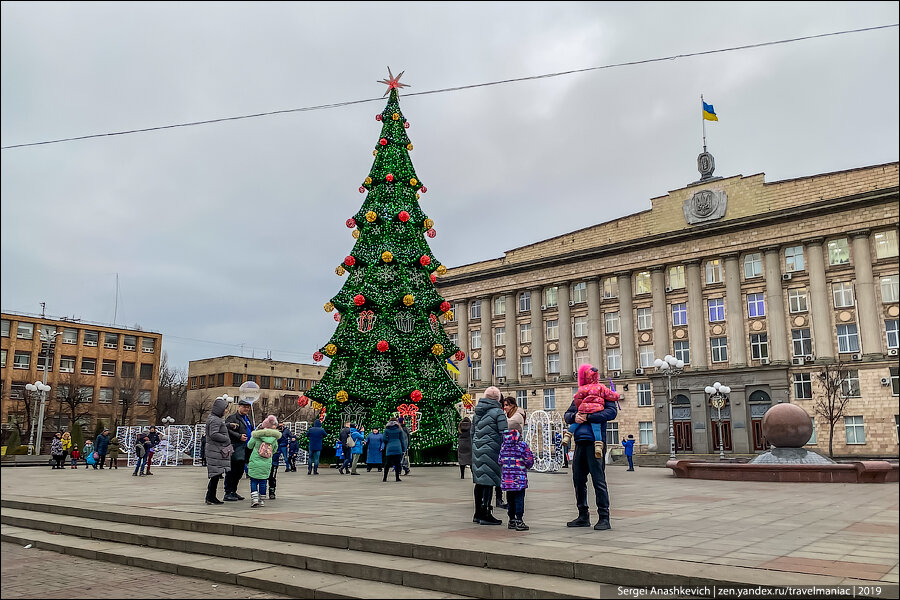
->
[564,384,618,530]
[339,422,352,474]
[276,422,291,473]
[223,399,254,501]
[306,419,326,475]
[145,426,161,476]
[94,428,110,470]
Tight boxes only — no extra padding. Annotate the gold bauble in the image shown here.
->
[410,177,418,186]
[352,230,360,239]
[335,266,346,276]
[365,211,377,223]
[416,193,421,200]
[392,112,400,120]
[444,310,454,321]
[436,265,447,275]
[372,150,378,157]
[336,390,349,403]
[403,294,415,306]
[382,251,394,263]
[324,302,334,312]
[325,344,337,356]
[424,218,434,229]
[406,144,413,151]
[431,344,444,355]
[365,177,372,185]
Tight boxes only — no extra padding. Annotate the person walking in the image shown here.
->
[107,435,121,469]
[563,364,618,531]
[223,398,254,502]
[471,386,508,526]
[499,429,535,531]
[94,428,110,470]
[338,422,352,474]
[457,417,472,479]
[381,416,407,482]
[246,415,281,508]
[348,424,365,475]
[276,422,291,472]
[61,431,72,467]
[398,417,412,476]
[50,432,65,469]
[365,428,383,472]
[204,395,232,505]
[306,419,325,475]
[83,439,97,469]
[622,434,636,471]
[144,426,161,476]
[133,435,150,476]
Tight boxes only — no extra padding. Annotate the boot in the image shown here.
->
[567,512,591,527]
[223,492,240,502]
[515,520,530,531]
[594,441,605,459]
[250,491,260,508]
[478,506,502,526]
[205,497,223,505]
[269,489,276,500]
[259,496,265,507]
[594,517,611,531]
[562,430,573,448]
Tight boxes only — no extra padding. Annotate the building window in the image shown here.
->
[519,323,531,344]
[471,360,481,381]
[141,338,155,353]
[80,357,96,375]
[668,265,685,289]
[140,363,153,380]
[13,351,31,369]
[0,349,5,368]
[0,319,9,337]
[785,245,805,272]
[122,334,136,350]
[190,376,197,390]
[572,282,587,303]
[546,319,559,341]
[101,360,116,377]
[887,320,899,349]
[286,378,296,391]
[844,416,865,444]
[99,388,114,404]
[494,296,505,316]
[791,328,812,357]
[494,326,506,347]
[218,373,225,387]
[605,312,620,334]
[637,383,652,406]
[705,259,723,284]
[55,385,69,400]
[62,328,78,344]
[547,353,560,374]
[470,301,481,320]
[605,421,619,446]
[674,340,690,364]
[519,292,531,313]
[543,388,556,411]
[793,373,812,399]
[448,332,458,346]
[520,356,533,376]
[890,367,899,396]
[639,346,655,368]
[874,229,899,259]
[832,282,854,308]
[827,238,850,266]
[635,271,651,295]
[232,373,242,386]
[495,359,506,378]
[789,288,808,313]
[607,348,622,371]
[78,386,94,403]
[837,324,860,354]
[138,390,151,405]
[711,338,728,363]
[881,275,899,303]
[514,390,528,410]
[750,333,769,361]
[672,303,688,326]
[575,350,589,368]
[470,329,481,350]
[745,293,765,318]
[602,278,618,299]
[544,287,558,308]
[744,253,763,278]
[841,370,861,398]
[708,298,725,322]
[574,316,588,337]
[16,322,34,340]
[636,307,652,331]
[198,375,207,388]
[639,421,653,445]
[260,375,271,389]
[104,332,118,348]
[121,362,135,378]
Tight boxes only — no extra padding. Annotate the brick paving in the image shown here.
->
[0,542,289,598]
[1,462,898,586]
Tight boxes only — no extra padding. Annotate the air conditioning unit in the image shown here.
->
[805,354,815,362]
[851,353,862,361]
[760,357,770,365]
[496,376,506,384]
[634,368,645,375]
[791,357,805,366]
[612,371,622,379]
[665,286,673,293]
[104,343,117,349]
[568,300,575,307]
[123,345,135,350]
[84,341,97,347]
[540,305,547,311]
[782,273,792,281]
[888,349,899,357]
[881,377,891,386]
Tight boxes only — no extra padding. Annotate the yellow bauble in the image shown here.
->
[324,302,334,312]
[436,265,447,275]
[365,177,372,185]
[410,177,418,186]
[365,211,377,223]
[325,344,337,356]
[406,144,413,151]
[403,294,415,306]
[335,266,346,276]
[352,230,360,239]
[431,344,444,355]
[382,251,393,263]
[444,310,454,321]
[373,150,378,157]
[336,390,349,403]
[462,393,472,402]
[424,218,434,229]
[392,112,400,120]
[416,193,421,200]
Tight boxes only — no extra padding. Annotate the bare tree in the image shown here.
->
[156,352,187,422]
[55,371,94,432]
[113,370,146,428]
[813,361,852,458]
[6,380,34,441]
[188,394,214,424]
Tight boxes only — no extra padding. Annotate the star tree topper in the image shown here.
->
[377,67,410,97]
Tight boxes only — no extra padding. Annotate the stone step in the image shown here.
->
[1,508,618,599]
[1,524,465,599]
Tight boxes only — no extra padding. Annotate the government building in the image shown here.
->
[437,160,899,458]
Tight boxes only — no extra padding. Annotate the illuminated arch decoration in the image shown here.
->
[525,410,565,472]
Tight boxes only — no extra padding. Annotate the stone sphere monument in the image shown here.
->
[751,402,833,464]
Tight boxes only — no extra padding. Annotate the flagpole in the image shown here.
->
[701,94,707,153]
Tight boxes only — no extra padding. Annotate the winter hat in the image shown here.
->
[484,386,501,400]
[260,414,278,430]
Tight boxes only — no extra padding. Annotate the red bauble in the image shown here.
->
[404,121,410,129]
[344,256,355,267]
[426,228,436,238]
[410,390,423,402]
[353,294,365,306]
[334,312,341,322]
[359,187,365,193]
[313,352,324,362]
[420,186,427,193]
[430,273,437,283]
[297,396,309,408]
[398,211,410,222]
[379,138,388,146]
[346,218,356,228]
[419,255,431,266]
[455,351,466,362]
[440,301,451,312]
[385,173,394,182]
[377,340,389,353]
[375,114,382,121]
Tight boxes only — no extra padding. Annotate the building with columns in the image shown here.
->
[437,161,899,458]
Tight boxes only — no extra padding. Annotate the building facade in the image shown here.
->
[186,356,324,424]
[437,161,899,458]
[1,312,163,446]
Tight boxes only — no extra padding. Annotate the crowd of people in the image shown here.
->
[49,427,125,470]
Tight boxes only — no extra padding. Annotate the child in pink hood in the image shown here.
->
[562,364,621,457]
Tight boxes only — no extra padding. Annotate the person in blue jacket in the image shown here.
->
[305,419,326,475]
[348,424,365,475]
[365,428,384,472]
[381,416,407,482]
[621,434,636,471]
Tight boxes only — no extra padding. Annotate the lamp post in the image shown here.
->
[25,381,51,455]
[653,354,684,459]
[704,382,731,460]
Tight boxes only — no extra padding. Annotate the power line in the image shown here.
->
[2,23,896,151]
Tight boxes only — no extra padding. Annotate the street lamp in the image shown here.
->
[25,381,51,455]
[162,416,175,426]
[704,382,731,460]
[654,355,685,459]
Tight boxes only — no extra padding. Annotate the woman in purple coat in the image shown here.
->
[498,429,534,531]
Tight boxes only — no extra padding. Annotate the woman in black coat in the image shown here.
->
[457,416,473,479]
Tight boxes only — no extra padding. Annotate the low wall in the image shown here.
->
[667,459,899,483]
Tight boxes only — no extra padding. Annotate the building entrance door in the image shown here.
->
[751,419,767,451]
[710,419,733,451]
[674,421,693,452]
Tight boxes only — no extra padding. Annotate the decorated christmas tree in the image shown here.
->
[303,70,470,456]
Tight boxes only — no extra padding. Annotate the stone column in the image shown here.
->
[557,282,574,381]
[805,238,835,362]
[685,260,707,370]
[457,299,469,389]
[616,272,636,375]
[651,267,670,362]
[723,254,747,367]
[587,278,602,370]
[504,292,518,384]
[762,246,789,365]
[851,230,882,359]
[480,297,493,386]
[529,286,545,382]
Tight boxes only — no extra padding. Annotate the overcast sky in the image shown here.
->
[2,2,898,371]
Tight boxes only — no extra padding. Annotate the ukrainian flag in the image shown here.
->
[702,100,718,121]
[446,359,460,376]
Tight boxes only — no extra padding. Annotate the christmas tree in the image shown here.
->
[304,70,470,456]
